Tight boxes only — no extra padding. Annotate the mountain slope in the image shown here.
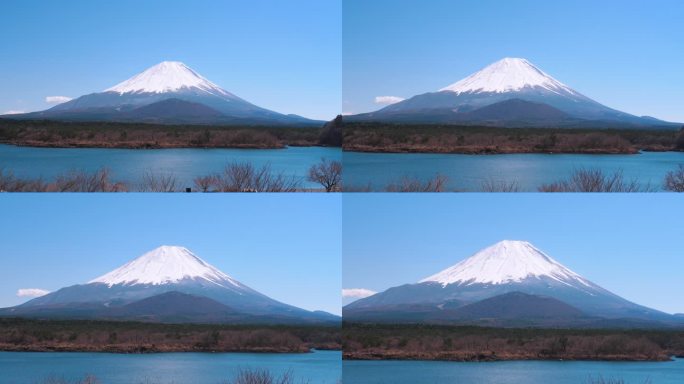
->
[2,246,338,324]
[344,240,675,326]
[113,291,237,323]
[5,61,321,126]
[350,58,678,128]
[443,292,585,320]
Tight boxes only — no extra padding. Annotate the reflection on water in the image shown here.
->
[344,358,684,384]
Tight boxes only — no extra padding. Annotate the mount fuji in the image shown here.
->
[0,246,338,324]
[350,58,679,128]
[5,61,322,126]
[344,240,679,327]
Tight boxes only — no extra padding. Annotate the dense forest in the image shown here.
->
[0,318,341,353]
[343,323,684,362]
[343,122,684,154]
[0,118,343,149]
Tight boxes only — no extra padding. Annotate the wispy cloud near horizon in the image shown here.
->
[374,96,405,105]
[16,288,50,298]
[45,96,72,104]
[342,288,377,299]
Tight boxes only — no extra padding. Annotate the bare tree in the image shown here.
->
[50,168,126,192]
[307,158,342,192]
[139,170,178,192]
[385,175,448,192]
[213,162,301,192]
[664,164,684,192]
[0,168,49,192]
[539,169,648,192]
[193,175,218,192]
[481,179,520,192]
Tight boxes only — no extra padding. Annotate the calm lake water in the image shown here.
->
[0,144,341,189]
[343,151,684,191]
[0,350,340,384]
[344,358,684,384]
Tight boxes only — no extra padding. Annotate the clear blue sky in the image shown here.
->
[343,0,684,122]
[0,194,341,315]
[0,0,341,120]
[343,194,684,314]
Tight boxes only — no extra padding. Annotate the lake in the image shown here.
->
[0,350,340,384]
[343,151,684,191]
[0,144,341,190]
[344,358,684,384]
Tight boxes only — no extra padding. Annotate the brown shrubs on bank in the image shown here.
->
[0,168,126,192]
[539,169,648,192]
[384,175,448,192]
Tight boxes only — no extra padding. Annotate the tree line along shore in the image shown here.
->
[0,117,343,149]
[0,318,341,353]
[343,323,684,362]
[343,122,684,154]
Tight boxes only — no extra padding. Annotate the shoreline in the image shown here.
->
[0,141,329,150]
[0,344,342,354]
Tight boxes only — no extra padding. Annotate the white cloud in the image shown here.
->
[341,111,354,116]
[45,96,72,104]
[374,96,405,105]
[342,288,377,299]
[17,288,50,298]
[3,110,25,115]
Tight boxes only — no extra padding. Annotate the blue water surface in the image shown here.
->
[343,151,684,191]
[0,350,341,384]
[0,144,341,189]
[343,358,684,384]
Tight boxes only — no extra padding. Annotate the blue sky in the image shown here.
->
[0,194,342,315]
[343,194,684,314]
[343,0,684,122]
[0,0,341,120]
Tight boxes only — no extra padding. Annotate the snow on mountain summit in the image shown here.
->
[105,61,232,96]
[420,240,592,287]
[89,245,243,288]
[439,58,579,96]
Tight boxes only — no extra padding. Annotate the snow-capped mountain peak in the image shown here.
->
[89,245,242,288]
[420,240,592,287]
[105,61,231,96]
[439,58,578,96]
